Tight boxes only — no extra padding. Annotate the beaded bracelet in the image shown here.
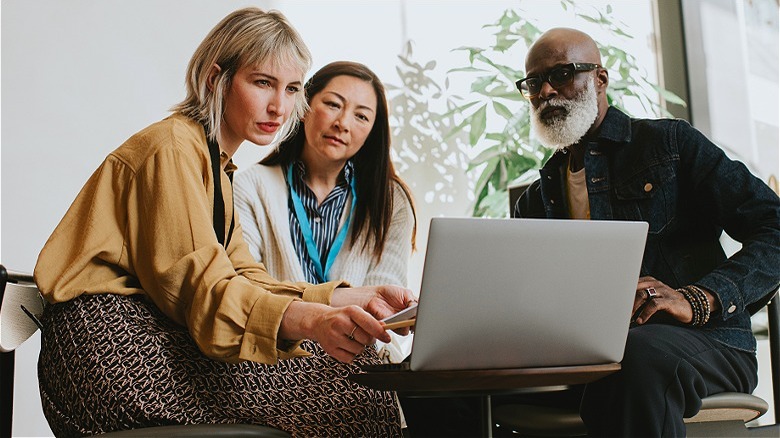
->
[687,285,711,326]
[688,285,709,326]
[677,285,711,327]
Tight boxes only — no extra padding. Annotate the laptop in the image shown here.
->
[369,217,648,372]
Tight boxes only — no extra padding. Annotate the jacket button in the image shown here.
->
[550,199,556,205]
[644,183,653,192]
[727,304,737,313]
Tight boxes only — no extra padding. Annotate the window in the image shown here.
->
[681,0,779,184]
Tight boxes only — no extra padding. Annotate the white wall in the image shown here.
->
[2,1,659,436]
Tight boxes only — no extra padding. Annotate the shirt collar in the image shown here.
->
[220,151,237,175]
[343,160,355,184]
[293,160,354,186]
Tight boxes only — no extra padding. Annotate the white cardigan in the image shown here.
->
[234,163,415,362]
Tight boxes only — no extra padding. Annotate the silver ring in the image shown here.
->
[645,287,658,299]
[347,325,357,341]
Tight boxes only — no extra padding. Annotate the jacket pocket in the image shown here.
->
[613,162,677,234]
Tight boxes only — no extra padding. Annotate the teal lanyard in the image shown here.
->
[287,164,357,283]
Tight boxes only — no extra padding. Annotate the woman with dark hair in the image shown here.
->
[235,61,417,363]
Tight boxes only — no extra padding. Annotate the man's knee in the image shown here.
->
[620,326,682,385]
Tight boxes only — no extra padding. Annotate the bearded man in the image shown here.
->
[513,28,780,436]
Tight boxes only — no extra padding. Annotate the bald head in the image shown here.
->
[525,28,602,74]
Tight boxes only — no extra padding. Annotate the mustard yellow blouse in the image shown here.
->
[34,113,343,364]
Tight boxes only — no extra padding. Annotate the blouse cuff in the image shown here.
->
[239,292,301,363]
[301,280,348,305]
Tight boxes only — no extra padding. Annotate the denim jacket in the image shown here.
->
[514,106,780,353]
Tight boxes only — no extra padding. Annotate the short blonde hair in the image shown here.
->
[172,8,312,143]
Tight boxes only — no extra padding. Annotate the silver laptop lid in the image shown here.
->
[409,217,648,371]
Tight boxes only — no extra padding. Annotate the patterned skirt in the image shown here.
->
[38,293,402,437]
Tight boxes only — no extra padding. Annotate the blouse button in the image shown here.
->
[313,217,322,224]
[643,183,653,192]
[727,304,737,314]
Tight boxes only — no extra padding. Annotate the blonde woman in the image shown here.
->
[35,9,410,437]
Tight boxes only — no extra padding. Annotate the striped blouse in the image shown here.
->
[286,160,354,284]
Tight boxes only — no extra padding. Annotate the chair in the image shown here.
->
[0,264,290,438]
[492,291,780,437]
[508,182,532,216]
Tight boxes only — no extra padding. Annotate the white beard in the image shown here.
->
[530,78,598,150]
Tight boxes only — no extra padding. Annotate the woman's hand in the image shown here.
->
[279,285,416,363]
[331,285,414,312]
[280,301,393,363]
[331,285,416,336]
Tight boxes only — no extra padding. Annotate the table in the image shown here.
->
[349,363,620,437]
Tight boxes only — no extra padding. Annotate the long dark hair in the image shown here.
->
[262,61,417,259]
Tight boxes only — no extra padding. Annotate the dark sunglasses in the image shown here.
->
[515,63,601,98]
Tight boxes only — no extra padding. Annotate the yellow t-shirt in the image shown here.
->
[566,163,591,220]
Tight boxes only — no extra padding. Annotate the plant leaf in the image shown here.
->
[470,144,502,166]
[647,83,688,106]
[471,75,498,93]
[440,101,480,118]
[473,157,499,201]
[447,66,489,74]
[493,101,515,120]
[469,104,488,146]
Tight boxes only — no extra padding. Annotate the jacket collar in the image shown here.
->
[595,106,633,144]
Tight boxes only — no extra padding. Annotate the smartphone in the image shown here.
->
[381,303,418,323]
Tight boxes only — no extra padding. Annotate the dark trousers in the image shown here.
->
[400,395,483,437]
[402,324,758,438]
[580,324,758,437]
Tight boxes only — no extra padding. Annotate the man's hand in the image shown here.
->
[632,276,718,325]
